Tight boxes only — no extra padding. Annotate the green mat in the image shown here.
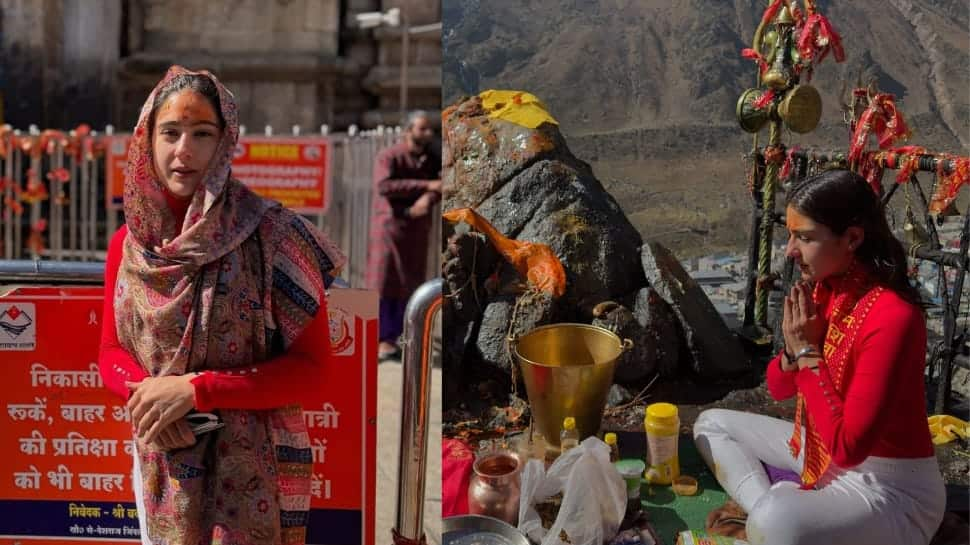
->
[615,432,729,544]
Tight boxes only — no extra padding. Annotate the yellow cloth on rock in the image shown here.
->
[928,414,969,445]
[479,90,559,129]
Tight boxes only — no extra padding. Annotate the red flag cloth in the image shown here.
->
[930,156,970,215]
[442,439,474,517]
[892,145,928,184]
[742,48,770,75]
[798,13,845,64]
[760,0,786,27]
[848,93,911,165]
[753,89,776,110]
[857,152,886,195]
[780,145,801,181]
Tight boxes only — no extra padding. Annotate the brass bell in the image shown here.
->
[778,85,822,133]
[736,88,771,133]
[774,4,796,26]
[762,46,792,90]
[904,220,930,247]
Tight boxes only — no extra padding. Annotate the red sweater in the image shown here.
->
[767,285,934,467]
[98,194,331,411]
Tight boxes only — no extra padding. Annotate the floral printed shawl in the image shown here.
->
[114,65,345,545]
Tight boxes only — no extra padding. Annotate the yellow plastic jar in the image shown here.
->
[644,402,680,485]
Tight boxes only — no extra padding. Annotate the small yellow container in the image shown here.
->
[644,402,680,485]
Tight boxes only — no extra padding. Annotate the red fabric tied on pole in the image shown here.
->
[760,0,786,27]
[857,152,886,196]
[442,439,474,517]
[848,93,911,166]
[798,13,845,64]
[753,89,776,110]
[930,156,970,215]
[780,145,800,181]
[892,145,928,184]
[741,48,770,75]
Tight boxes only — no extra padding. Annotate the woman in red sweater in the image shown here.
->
[97,66,344,545]
[693,169,945,545]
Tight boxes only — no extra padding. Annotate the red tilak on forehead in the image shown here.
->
[157,92,219,125]
[786,207,813,232]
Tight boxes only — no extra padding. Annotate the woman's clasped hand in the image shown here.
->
[126,374,198,449]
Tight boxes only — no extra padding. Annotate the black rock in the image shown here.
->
[640,241,750,378]
[591,288,681,384]
[444,96,647,375]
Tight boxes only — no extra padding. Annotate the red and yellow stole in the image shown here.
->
[788,269,884,488]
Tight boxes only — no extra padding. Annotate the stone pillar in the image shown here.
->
[361,0,441,128]
[0,0,120,130]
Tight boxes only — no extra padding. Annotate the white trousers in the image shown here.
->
[693,408,946,545]
[131,443,152,545]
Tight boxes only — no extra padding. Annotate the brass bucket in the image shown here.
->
[510,323,632,449]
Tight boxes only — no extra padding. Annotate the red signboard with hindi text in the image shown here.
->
[0,285,376,545]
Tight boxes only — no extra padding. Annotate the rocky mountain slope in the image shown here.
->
[443,0,970,254]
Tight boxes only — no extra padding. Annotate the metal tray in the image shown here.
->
[442,515,531,545]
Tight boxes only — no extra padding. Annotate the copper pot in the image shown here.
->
[467,452,522,526]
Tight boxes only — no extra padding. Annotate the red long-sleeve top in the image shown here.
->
[97,193,331,411]
[767,282,935,468]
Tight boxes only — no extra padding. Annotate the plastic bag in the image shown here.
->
[518,437,627,545]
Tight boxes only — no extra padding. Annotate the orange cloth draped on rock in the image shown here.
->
[444,207,566,298]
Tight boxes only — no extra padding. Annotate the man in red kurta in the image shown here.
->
[365,111,441,359]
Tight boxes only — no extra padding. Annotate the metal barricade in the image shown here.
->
[0,126,442,291]
[744,148,969,413]
[0,259,104,283]
[0,129,109,262]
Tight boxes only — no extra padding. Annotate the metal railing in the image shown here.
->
[0,125,442,289]
[743,147,969,413]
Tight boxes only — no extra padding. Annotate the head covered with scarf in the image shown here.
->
[115,65,345,544]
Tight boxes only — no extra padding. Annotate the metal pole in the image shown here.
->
[28,150,40,259]
[13,142,22,259]
[935,205,970,413]
[754,122,781,327]
[400,17,410,125]
[0,259,104,283]
[742,154,764,328]
[89,152,99,260]
[393,278,442,545]
[789,148,961,176]
[3,134,12,259]
[69,143,78,254]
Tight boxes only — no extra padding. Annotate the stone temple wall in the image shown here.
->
[0,0,440,131]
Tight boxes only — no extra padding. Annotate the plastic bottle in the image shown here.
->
[604,432,619,463]
[532,431,546,461]
[643,402,680,485]
[560,416,579,453]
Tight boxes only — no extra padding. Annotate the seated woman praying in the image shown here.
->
[693,169,945,545]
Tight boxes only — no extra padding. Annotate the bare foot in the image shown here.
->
[706,499,748,540]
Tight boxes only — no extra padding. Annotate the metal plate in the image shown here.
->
[442,515,531,545]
